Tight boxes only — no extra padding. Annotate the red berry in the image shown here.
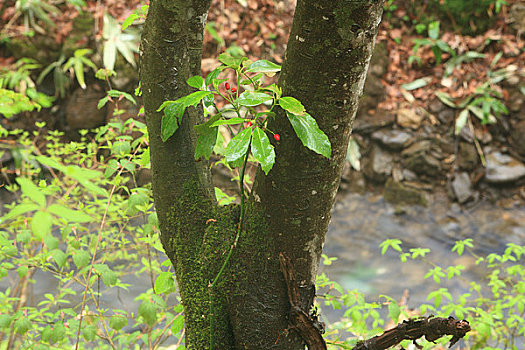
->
[225,82,230,90]
[274,133,280,141]
[231,87,237,93]
[246,121,253,127]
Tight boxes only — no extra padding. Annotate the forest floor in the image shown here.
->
[1,0,524,208]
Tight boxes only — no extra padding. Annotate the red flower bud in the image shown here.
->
[246,121,253,127]
[274,133,280,141]
[225,82,230,90]
[231,87,237,93]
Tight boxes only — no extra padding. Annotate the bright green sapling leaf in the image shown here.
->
[251,127,275,174]
[246,60,281,74]
[194,114,221,160]
[93,264,117,286]
[109,315,128,331]
[187,75,204,89]
[73,250,91,269]
[1,203,40,222]
[224,127,252,163]
[205,66,224,87]
[31,210,53,240]
[237,91,273,107]
[154,271,175,294]
[287,112,331,158]
[158,91,212,141]
[279,96,305,115]
[160,101,185,141]
[51,249,67,268]
[16,178,46,208]
[210,117,246,127]
[139,299,158,326]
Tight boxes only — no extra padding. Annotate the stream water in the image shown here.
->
[2,187,524,344]
[320,190,525,321]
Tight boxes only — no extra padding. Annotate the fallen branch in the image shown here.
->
[279,253,471,350]
[352,315,471,350]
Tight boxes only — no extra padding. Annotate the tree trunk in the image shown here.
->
[139,0,384,349]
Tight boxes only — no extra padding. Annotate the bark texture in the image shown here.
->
[140,0,384,349]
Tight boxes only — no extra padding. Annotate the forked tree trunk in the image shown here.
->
[139,1,384,349]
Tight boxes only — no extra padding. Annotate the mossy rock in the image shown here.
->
[384,179,428,206]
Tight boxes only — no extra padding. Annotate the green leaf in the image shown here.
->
[214,187,236,206]
[111,140,131,155]
[237,92,273,107]
[82,324,97,341]
[73,250,91,269]
[251,127,275,174]
[1,203,40,222]
[435,91,457,108]
[31,210,53,240]
[44,235,59,250]
[122,13,139,30]
[154,271,175,294]
[287,112,331,158]
[401,77,431,91]
[161,101,186,141]
[171,314,184,334]
[210,117,246,127]
[194,125,218,160]
[388,302,400,323]
[205,66,224,87]
[187,75,204,89]
[51,249,67,268]
[182,90,213,107]
[35,155,67,173]
[109,315,128,331]
[279,96,305,115]
[428,21,440,40]
[246,60,281,74]
[218,53,241,68]
[455,109,469,135]
[93,264,117,286]
[139,300,158,326]
[17,265,29,278]
[14,317,32,335]
[48,204,92,223]
[0,315,12,329]
[103,39,117,70]
[16,178,46,207]
[224,127,252,163]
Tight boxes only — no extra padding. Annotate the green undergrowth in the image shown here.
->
[0,119,522,349]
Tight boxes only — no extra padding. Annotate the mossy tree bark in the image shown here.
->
[140,0,384,349]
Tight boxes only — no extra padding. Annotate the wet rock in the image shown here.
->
[485,152,525,184]
[509,90,525,116]
[402,169,418,181]
[510,120,525,156]
[509,2,525,36]
[384,179,428,206]
[354,112,395,134]
[429,99,446,114]
[452,172,476,203]
[437,108,455,124]
[397,108,424,130]
[65,85,107,130]
[402,141,442,177]
[362,145,393,183]
[371,129,412,151]
[457,142,479,170]
[340,167,366,194]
